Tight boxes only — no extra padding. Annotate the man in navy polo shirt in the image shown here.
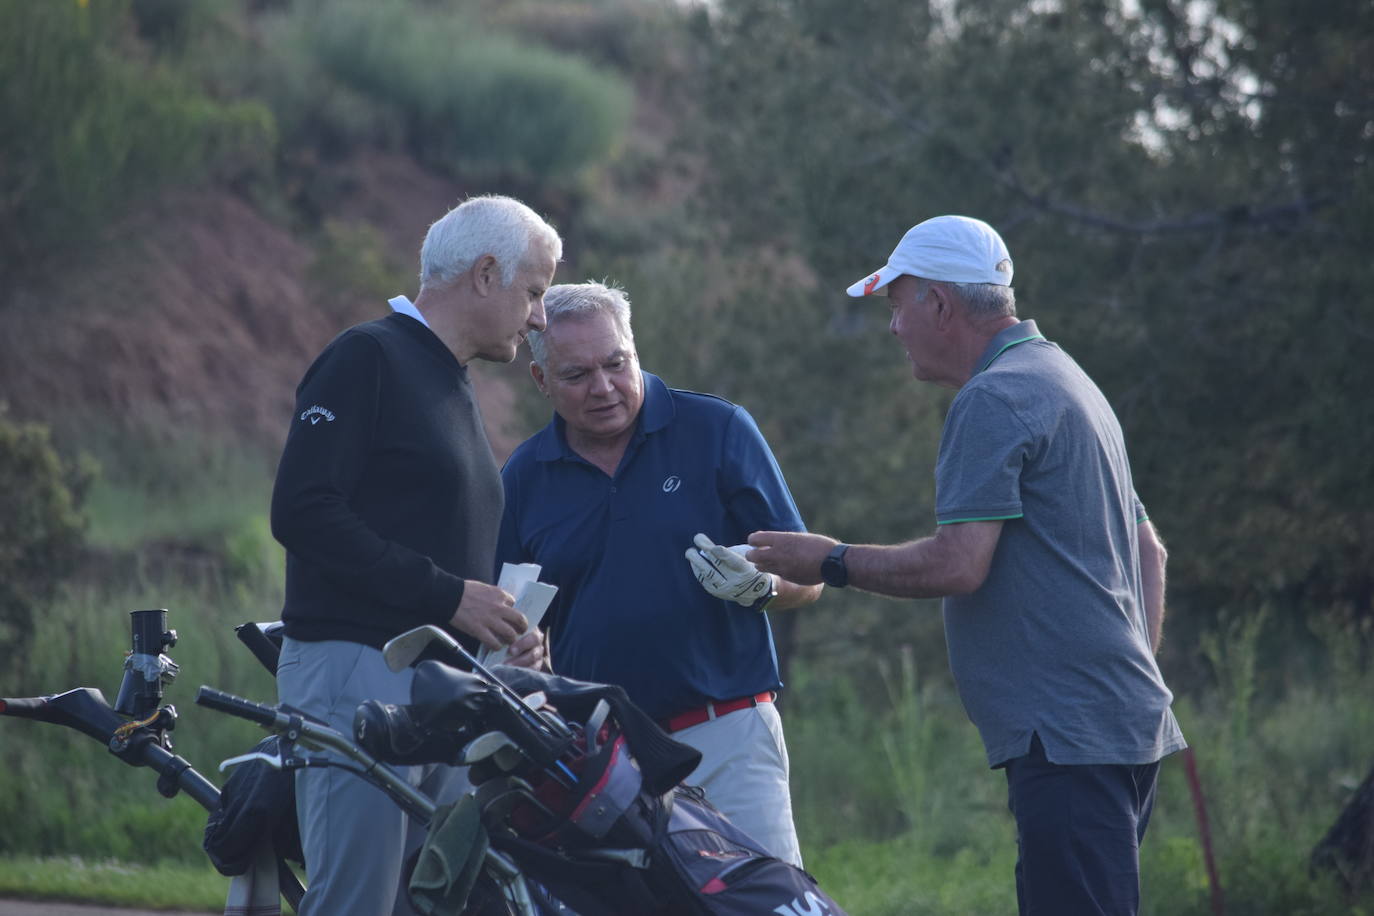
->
[496,280,822,866]
[748,216,1186,915]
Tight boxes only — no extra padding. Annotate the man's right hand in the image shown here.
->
[450,581,528,650]
[745,531,838,586]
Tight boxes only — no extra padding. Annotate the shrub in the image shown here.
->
[0,0,275,278]
[302,0,633,181]
[0,409,91,671]
[308,219,410,314]
[202,7,403,162]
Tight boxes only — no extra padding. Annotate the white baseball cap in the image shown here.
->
[846,215,1014,297]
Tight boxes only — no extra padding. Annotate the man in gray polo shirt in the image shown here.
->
[748,215,1185,915]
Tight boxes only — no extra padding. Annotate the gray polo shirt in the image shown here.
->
[936,320,1186,767]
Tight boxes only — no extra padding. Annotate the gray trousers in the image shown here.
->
[278,637,468,916]
[671,701,803,867]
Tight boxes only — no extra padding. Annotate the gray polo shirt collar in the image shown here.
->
[974,319,1045,374]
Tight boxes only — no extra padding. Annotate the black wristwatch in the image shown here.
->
[820,543,851,588]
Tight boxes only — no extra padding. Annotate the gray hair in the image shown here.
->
[418,195,563,291]
[528,281,634,367]
[916,278,1017,320]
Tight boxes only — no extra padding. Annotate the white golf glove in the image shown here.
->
[685,533,775,608]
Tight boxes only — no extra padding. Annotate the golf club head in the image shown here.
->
[382,625,457,672]
[460,730,523,767]
[386,626,577,751]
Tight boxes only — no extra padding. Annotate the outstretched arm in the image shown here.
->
[746,520,1004,599]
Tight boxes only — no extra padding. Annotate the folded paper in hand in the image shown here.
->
[478,562,556,667]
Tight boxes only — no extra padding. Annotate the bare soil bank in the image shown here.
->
[0,152,534,461]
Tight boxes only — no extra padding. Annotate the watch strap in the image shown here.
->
[821,543,851,588]
[748,573,778,612]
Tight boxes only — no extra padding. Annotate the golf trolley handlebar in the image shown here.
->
[195,683,541,915]
[0,689,221,810]
[195,686,280,729]
[195,685,440,823]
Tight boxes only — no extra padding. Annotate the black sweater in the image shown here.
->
[271,313,501,650]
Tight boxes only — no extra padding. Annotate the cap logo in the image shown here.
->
[862,273,882,295]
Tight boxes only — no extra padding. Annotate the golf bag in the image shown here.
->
[357,662,849,916]
[203,735,304,876]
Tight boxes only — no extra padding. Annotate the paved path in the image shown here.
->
[0,901,217,916]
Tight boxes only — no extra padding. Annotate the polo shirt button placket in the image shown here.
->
[610,480,631,521]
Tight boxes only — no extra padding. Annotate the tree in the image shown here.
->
[0,410,90,672]
[670,0,1374,669]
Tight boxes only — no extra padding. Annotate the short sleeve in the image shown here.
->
[935,387,1031,524]
[719,406,806,537]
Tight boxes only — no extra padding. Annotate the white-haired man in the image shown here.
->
[496,281,822,866]
[748,216,1186,915]
[271,195,560,914]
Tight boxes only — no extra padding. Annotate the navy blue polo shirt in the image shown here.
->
[496,372,806,720]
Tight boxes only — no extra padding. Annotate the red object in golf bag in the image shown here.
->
[368,661,849,916]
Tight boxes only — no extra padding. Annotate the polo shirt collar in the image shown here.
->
[387,294,431,329]
[533,370,675,462]
[638,371,674,433]
[975,319,1044,374]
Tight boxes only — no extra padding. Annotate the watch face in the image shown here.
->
[821,545,849,588]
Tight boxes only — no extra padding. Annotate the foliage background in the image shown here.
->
[0,0,1371,912]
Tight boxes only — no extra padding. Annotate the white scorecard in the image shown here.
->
[478,563,558,667]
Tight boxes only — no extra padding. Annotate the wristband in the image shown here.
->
[749,574,778,612]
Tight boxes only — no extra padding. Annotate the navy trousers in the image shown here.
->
[1003,734,1160,916]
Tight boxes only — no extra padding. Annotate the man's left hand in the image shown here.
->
[686,533,775,607]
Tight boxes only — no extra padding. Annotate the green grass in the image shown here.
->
[0,856,228,912]
[0,426,287,873]
[786,620,1374,916]
[806,834,1017,915]
[4,610,1374,913]
[3,423,1372,914]
[0,576,283,863]
[73,422,279,557]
